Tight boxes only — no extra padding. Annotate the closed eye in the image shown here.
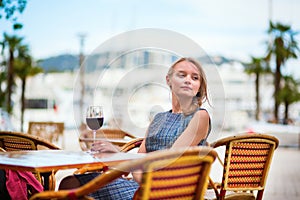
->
[192,75,199,80]
[177,72,186,78]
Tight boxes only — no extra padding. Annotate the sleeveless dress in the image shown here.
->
[76,108,211,200]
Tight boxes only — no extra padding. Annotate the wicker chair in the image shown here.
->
[79,128,136,151]
[27,121,65,148]
[0,131,60,190]
[207,133,279,200]
[30,146,216,200]
[0,131,60,151]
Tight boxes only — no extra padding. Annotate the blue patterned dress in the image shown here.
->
[76,108,211,200]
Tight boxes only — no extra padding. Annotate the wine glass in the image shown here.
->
[86,105,104,152]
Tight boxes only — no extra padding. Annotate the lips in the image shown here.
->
[181,86,192,90]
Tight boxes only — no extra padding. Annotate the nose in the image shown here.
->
[184,75,192,84]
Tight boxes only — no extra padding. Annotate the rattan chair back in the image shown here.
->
[209,133,279,200]
[27,121,64,145]
[134,146,217,200]
[0,131,60,151]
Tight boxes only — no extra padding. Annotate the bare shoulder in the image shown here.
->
[194,108,209,120]
[189,109,210,126]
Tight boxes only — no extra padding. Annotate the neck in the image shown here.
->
[171,93,198,114]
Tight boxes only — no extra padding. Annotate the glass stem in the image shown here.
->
[93,130,96,143]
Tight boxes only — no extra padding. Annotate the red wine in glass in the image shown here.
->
[86,117,104,130]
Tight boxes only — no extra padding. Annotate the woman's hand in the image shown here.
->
[91,140,121,153]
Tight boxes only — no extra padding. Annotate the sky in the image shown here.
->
[1,0,300,76]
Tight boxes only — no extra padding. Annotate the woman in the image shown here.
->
[60,57,211,199]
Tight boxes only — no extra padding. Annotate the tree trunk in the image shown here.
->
[273,57,281,123]
[255,72,260,120]
[6,49,14,113]
[20,78,26,132]
[283,101,289,125]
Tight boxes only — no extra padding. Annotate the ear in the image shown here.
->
[166,75,171,88]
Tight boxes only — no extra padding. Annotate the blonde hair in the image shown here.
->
[167,57,209,107]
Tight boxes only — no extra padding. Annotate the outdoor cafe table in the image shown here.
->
[0,150,145,190]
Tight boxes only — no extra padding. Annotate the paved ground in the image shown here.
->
[58,130,300,199]
[264,147,300,200]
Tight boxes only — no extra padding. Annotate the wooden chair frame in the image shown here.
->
[120,137,143,152]
[208,133,279,200]
[30,146,217,200]
[79,128,136,150]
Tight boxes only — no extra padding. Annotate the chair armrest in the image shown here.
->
[29,190,93,200]
[120,138,143,152]
[73,164,108,175]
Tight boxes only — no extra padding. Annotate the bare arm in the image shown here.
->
[171,109,209,148]
[137,138,147,153]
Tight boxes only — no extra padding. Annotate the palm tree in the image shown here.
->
[266,21,299,122]
[244,56,270,120]
[277,75,300,124]
[0,0,27,30]
[14,45,43,131]
[1,33,24,113]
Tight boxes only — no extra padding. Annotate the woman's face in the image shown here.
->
[167,60,201,99]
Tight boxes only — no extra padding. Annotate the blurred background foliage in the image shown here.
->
[0,0,299,131]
